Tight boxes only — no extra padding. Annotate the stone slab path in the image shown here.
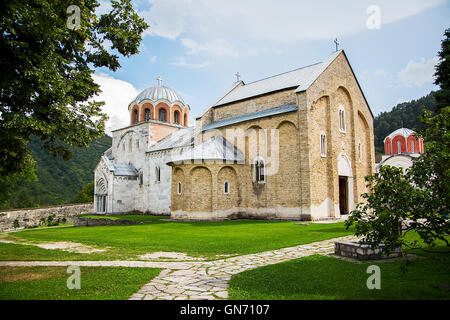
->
[0,235,356,300]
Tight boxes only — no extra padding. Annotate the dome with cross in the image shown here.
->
[134,78,185,104]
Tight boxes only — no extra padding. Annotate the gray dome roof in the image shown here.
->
[386,128,416,140]
[134,85,185,104]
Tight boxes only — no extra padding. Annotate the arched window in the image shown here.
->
[411,140,415,153]
[155,166,160,182]
[339,106,346,133]
[397,140,401,154]
[254,159,265,183]
[174,110,180,124]
[320,133,327,157]
[134,109,138,123]
[144,109,151,121]
[139,172,143,185]
[159,108,167,122]
[177,182,182,195]
[224,181,229,194]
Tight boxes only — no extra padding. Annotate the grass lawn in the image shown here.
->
[229,248,450,300]
[0,218,353,260]
[0,266,160,300]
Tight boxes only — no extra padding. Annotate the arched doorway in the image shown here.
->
[95,178,107,213]
[337,152,354,215]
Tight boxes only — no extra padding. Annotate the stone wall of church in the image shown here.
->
[172,111,306,220]
[305,51,375,218]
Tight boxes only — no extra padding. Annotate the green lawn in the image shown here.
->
[0,219,353,260]
[229,249,450,300]
[0,266,160,300]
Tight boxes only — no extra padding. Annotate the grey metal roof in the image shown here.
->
[111,163,138,177]
[385,128,416,140]
[147,127,194,153]
[134,85,185,104]
[202,104,298,131]
[168,136,244,164]
[213,50,341,107]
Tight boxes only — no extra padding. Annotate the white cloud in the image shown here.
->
[149,55,157,62]
[169,56,209,69]
[137,0,445,46]
[92,73,140,134]
[397,57,439,87]
[181,38,239,57]
[374,69,389,77]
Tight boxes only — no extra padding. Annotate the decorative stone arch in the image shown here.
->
[95,177,108,213]
[357,110,372,172]
[336,86,354,132]
[130,104,140,125]
[392,135,406,154]
[172,105,183,125]
[156,102,170,122]
[276,120,300,207]
[172,167,185,211]
[217,166,239,210]
[385,138,392,155]
[337,151,354,216]
[140,103,153,121]
[189,166,212,212]
[406,135,419,153]
[244,125,264,165]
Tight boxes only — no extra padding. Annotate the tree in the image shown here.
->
[346,107,450,254]
[0,0,147,192]
[434,28,450,112]
[74,180,94,203]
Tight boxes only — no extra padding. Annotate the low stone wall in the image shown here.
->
[335,241,402,260]
[0,203,94,232]
[73,217,140,227]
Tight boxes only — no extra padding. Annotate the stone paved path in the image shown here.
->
[0,235,356,300]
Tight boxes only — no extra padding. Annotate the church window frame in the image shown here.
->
[174,110,180,124]
[253,158,266,183]
[320,132,327,158]
[133,109,138,124]
[155,166,161,183]
[411,140,415,153]
[159,108,167,122]
[339,106,346,133]
[397,140,401,154]
[224,181,230,194]
[177,182,182,195]
[144,108,151,121]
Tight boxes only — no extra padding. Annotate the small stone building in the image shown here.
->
[94,50,375,220]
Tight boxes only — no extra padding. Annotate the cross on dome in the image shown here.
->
[157,76,163,86]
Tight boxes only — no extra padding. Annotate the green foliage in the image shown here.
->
[74,181,95,203]
[346,107,450,254]
[1,135,111,209]
[0,0,147,186]
[373,92,436,153]
[434,28,450,112]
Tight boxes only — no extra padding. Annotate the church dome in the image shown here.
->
[134,85,185,104]
[386,127,415,140]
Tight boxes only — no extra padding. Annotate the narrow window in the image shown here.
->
[255,159,265,183]
[397,140,401,154]
[134,109,138,123]
[320,133,327,157]
[174,110,180,124]
[129,137,132,152]
[139,172,143,185]
[224,181,229,194]
[177,182,182,195]
[136,139,139,150]
[159,108,166,122]
[156,166,160,182]
[339,108,346,132]
[145,109,150,121]
[411,140,415,153]
[358,141,362,161]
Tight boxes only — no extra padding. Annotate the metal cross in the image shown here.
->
[157,76,163,86]
[235,72,241,82]
[334,38,339,52]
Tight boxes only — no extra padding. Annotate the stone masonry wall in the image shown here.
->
[0,203,94,232]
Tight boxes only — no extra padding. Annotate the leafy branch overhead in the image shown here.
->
[0,0,148,178]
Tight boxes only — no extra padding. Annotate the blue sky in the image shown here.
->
[93,0,450,133]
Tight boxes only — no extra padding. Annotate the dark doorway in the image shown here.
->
[339,176,348,215]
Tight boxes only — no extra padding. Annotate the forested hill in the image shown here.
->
[2,135,112,209]
[373,92,436,153]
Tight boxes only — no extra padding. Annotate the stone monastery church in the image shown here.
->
[94,50,375,221]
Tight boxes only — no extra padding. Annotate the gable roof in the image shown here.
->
[167,135,244,165]
[147,127,194,153]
